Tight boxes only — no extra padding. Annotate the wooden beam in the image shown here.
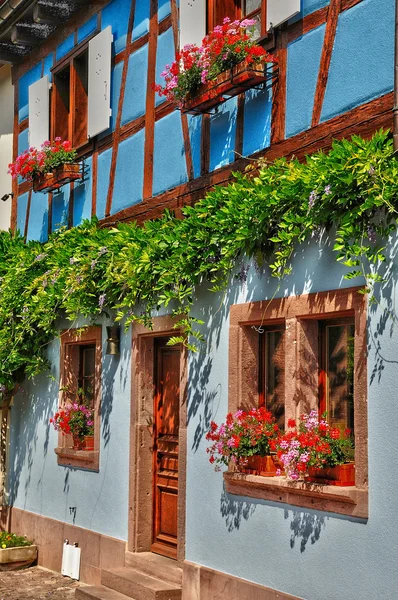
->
[33,3,66,26]
[11,25,42,47]
[0,44,23,64]
[312,0,342,126]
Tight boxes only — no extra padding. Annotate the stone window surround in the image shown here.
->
[54,326,102,471]
[226,286,368,519]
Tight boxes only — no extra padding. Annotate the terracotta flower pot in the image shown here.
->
[307,463,355,487]
[33,163,82,193]
[182,58,274,114]
[72,435,84,450]
[241,455,277,477]
[83,435,94,451]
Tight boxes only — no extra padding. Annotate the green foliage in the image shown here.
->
[0,130,396,393]
[0,531,32,548]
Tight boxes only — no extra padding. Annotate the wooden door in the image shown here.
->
[152,338,180,559]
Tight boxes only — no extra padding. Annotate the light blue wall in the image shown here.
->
[73,157,93,227]
[286,24,326,138]
[9,317,131,541]
[26,192,48,242]
[153,111,188,195]
[185,233,398,600]
[321,0,394,122]
[111,130,145,213]
[210,97,238,171]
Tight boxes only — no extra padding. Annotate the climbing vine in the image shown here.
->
[0,130,396,395]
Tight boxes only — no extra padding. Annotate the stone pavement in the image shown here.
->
[0,566,81,599]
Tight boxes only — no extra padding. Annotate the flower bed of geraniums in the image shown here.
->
[276,412,355,486]
[206,407,280,476]
[155,17,278,114]
[8,138,82,193]
[0,532,37,570]
[50,403,94,450]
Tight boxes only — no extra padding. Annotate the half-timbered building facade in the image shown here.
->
[0,0,397,599]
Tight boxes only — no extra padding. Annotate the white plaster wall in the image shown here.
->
[0,65,13,231]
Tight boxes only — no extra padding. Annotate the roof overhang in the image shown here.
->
[0,0,92,65]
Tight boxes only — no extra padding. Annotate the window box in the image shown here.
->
[32,163,82,193]
[182,58,274,114]
[241,455,278,477]
[72,434,95,451]
[306,463,355,487]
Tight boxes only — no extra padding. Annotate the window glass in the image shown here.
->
[259,328,285,428]
[321,322,355,434]
[79,344,96,407]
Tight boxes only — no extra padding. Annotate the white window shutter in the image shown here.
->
[28,76,49,149]
[180,0,206,48]
[266,0,300,31]
[88,26,113,139]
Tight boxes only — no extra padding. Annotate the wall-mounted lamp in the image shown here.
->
[106,325,120,356]
[1,193,14,202]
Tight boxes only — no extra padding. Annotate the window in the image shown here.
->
[28,27,113,151]
[258,325,285,428]
[319,319,355,434]
[52,49,89,148]
[227,288,368,518]
[54,326,102,470]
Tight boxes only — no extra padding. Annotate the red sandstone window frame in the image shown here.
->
[54,326,102,471]
[226,287,368,518]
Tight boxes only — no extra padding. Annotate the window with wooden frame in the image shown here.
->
[27,27,113,153]
[258,324,285,428]
[54,326,102,471]
[319,318,355,435]
[207,0,265,38]
[52,49,89,149]
[227,288,368,518]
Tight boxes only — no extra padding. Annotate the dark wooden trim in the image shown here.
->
[23,190,32,239]
[18,118,29,133]
[143,0,159,200]
[235,93,245,159]
[91,144,98,217]
[341,0,363,11]
[99,92,393,226]
[200,114,210,176]
[312,0,342,126]
[271,28,287,144]
[104,0,137,217]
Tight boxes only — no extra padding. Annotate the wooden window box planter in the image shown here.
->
[306,463,355,487]
[181,58,277,115]
[240,455,277,477]
[0,545,37,571]
[32,163,82,193]
[72,435,94,451]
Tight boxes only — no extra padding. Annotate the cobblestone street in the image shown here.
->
[0,567,81,599]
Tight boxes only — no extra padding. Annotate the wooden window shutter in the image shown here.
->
[180,0,207,48]
[88,26,113,139]
[28,76,50,149]
[208,0,240,30]
[266,0,300,31]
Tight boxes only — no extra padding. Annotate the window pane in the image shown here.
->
[326,323,354,433]
[79,345,96,407]
[261,329,285,428]
[242,0,261,14]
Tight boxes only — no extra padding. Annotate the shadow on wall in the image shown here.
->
[220,482,256,532]
[284,508,327,552]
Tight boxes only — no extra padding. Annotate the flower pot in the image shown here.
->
[182,58,275,114]
[307,463,355,487]
[83,435,94,451]
[0,545,37,570]
[33,163,82,193]
[241,455,277,477]
[72,435,84,450]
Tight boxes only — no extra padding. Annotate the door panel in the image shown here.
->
[152,339,180,559]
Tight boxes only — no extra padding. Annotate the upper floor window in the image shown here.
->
[27,27,113,153]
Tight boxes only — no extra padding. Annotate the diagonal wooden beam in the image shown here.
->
[311,0,342,127]
[104,0,137,216]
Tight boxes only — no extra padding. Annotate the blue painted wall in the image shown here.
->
[184,233,398,600]
[9,316,131,541]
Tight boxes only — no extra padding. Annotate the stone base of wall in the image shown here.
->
[183,561,302,600]
[9,507,126,585]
